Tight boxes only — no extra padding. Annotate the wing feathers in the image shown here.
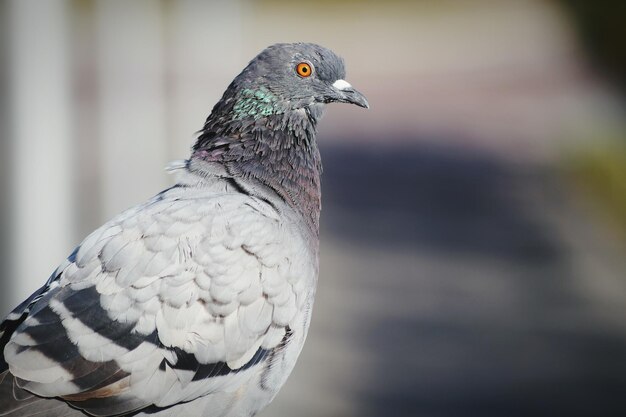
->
[1,181,315,415]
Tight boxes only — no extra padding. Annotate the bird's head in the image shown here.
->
[224,43,369,120]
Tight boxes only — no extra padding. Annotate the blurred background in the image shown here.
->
[1,0,626,416]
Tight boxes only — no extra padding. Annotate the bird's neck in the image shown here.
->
[192,104,323,233]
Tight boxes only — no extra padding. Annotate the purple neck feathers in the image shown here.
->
[192,109,323,233]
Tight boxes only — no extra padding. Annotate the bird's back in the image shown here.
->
[0,160,318,417]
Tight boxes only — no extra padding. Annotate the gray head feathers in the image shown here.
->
[200,42,368,132]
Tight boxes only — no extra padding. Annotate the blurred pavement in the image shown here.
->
[266,144,626,417]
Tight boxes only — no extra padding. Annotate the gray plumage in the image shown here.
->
[0,42,367,417]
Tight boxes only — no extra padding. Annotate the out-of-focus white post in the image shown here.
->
[167,0,244,159]
[95,0,168,219]
[5,0,74,316]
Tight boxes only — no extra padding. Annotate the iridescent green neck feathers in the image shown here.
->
[232,87,280,120]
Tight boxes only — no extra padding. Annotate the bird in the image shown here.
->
[0,42,368,417]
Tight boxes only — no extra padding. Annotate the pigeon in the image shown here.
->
[0,42,367,417]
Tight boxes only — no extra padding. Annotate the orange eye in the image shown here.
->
[296,62,312,77]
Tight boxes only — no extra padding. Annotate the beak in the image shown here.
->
[331,79,369,109]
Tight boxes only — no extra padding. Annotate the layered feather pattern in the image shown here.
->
[1,164,317,416]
